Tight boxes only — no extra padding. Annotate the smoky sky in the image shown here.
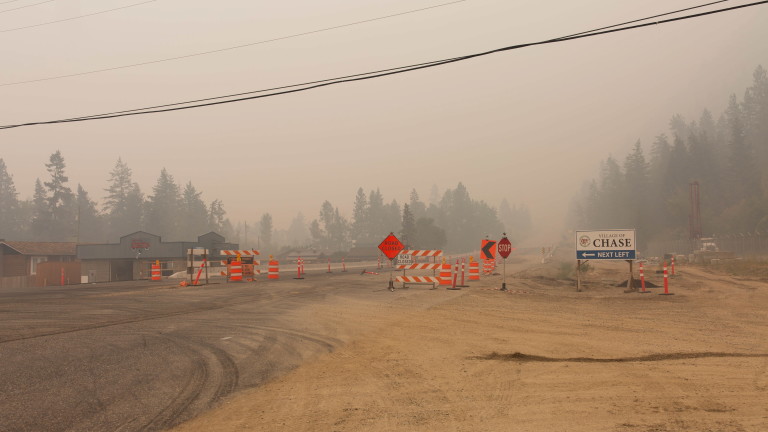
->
[2,0,767,243]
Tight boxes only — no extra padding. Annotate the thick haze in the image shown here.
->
[2,0,767,244]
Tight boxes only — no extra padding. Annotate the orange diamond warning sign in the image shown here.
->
[378,233,404,260]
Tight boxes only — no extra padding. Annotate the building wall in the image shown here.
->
[36,262,82,287]
[81,260,111,283]
[1,255,27,277]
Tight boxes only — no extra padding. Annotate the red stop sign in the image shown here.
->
[498,237,513,259]
[378,233,404,260]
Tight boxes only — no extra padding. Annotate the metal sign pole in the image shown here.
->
[501,258,507,291]
[576,259,581,292]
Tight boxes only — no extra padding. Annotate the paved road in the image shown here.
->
[0,268,414,432]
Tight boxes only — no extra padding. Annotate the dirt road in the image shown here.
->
[173,256,768,432]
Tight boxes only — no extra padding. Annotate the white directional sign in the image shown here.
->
[576,229,636,260]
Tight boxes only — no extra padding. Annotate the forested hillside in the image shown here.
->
[568,65,768,251]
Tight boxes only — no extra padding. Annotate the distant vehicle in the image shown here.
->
[699,237,719,252]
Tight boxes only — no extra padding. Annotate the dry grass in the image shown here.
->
[707,257,768,279]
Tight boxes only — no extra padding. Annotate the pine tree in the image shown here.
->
[0,159,20,239]
[76,184,105,242]
[146,168,181,240]
[30,179,51,240]
[408,189,426,219]
[351,187,369,245]
[724,94,758,205]
[367,189,385,239]
[180,181,209,238]
[623,141,651,247]
[42,151,76,240]
[208,199,226,233]
[104,158,144,238]
[259,213,273,250]
[286,212,309,247]
[400,203,416,248]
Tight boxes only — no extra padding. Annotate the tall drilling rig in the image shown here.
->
[689,181,702,249]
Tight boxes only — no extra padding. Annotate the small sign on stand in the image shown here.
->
[378,232,405,291]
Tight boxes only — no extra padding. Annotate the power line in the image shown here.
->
[0,0,56,14]
[17,0,741,122]
[2,0,767,130]
[0,0,467,87]
[0,0,157,33]
[0,0,45,4]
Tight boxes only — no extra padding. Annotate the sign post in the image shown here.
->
[497,234,514,291]
[378,232,405,291]
[575,229,637,292]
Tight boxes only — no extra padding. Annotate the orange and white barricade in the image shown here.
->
[397,250,444,288]
[468,258,480,281]
[151,264,161,281]
[268,258,279,280]
[229,261,243,282]
[395,275,440,288]
[482,259,494,275]
[439,261,452,286]
[220,249,260,257]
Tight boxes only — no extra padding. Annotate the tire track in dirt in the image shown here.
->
[139,336,209,432]
[137,334,241,432]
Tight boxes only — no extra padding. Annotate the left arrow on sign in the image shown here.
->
[481,240,496,260]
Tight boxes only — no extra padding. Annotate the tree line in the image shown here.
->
[568,65,768,249]
[0,155,237,243]
[307,183,531,253]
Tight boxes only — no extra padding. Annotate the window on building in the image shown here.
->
[30,256,47,275]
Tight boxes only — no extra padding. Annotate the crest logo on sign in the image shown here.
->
[579,235,591,247]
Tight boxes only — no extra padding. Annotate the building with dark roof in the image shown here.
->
[0,240,78,289]
[77,231,237,282]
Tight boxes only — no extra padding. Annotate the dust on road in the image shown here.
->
[173,257,768,432]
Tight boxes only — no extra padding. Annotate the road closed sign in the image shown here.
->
[576,229,636,260]
[378,233,405,260]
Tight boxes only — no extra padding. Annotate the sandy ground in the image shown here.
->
[173,254,768,432]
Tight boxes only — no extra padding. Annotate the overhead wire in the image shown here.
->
[0,0,157,33]
[0,0,56,14]
[0,0,43,4]
[0,0,467,87]
[2,0,767,130]
[17,0,740,122]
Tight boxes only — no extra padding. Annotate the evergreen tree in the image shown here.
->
[180,181,209,238]
[208,199,227,233]
[146,168,181,239]
[259,213,273,250]
[313,201,349,251]
[351,187,369,245]
[104,158,144,238]
[309,219,323,248]
[400,203,416,248]
[367,189,385,238]
[76,184,106,242]
[724,93,758,205]
[408,189,426,219]
[43,151,76,240]
[0,159,20,239]
[623,141,651,247]
[30,179,50,240]
[384,199,401,232]
[286,212,309,247]
[413,217,446,250]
